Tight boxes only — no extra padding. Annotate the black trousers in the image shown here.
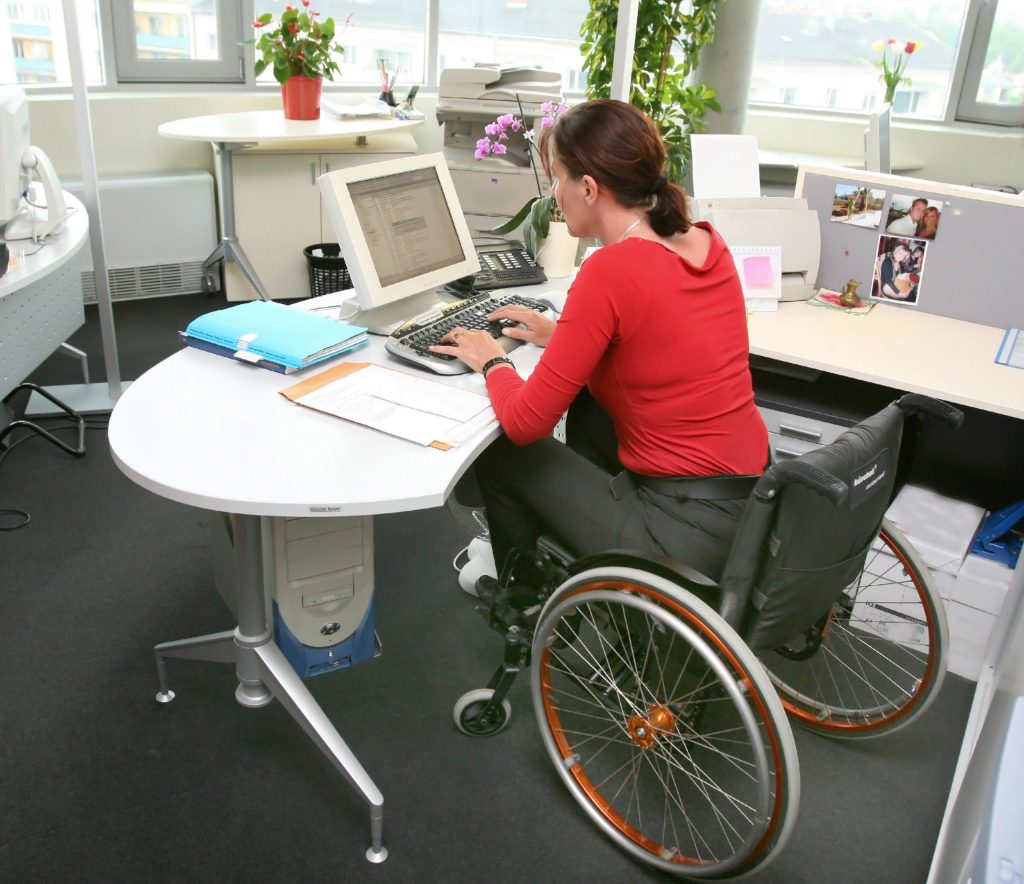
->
[474,390,747,582]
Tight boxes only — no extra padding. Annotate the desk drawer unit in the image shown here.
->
[759,405,849,462]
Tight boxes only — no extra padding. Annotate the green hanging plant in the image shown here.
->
[580,0,722,183]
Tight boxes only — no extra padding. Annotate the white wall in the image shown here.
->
[24,91,1021,191]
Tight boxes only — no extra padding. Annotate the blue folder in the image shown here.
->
[184,301,368,370]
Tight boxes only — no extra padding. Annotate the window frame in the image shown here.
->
[955,0,1024,126]
[109,0,246,84]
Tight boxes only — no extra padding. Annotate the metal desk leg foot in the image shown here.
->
[366,803,388,863]
[153,629,236,703]
[253,640,386,863]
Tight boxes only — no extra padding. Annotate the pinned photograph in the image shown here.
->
[830,184,886,228]
[871,235,928,306]
[884,193,942,240]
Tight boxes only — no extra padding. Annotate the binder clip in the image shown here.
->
[970,499,1024,568]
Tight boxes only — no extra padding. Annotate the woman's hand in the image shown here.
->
[429,326,507,373]
[488,305,557,348]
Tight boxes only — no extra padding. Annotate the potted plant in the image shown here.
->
[474,102,575,275]
[580,0,722,183]
[252,4,350,120]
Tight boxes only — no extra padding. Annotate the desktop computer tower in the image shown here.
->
[212,513,377,679]
[269,515,376,678]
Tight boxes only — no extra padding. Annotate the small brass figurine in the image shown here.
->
[839,279,862,308]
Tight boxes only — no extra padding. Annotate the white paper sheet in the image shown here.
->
[690,135,761,199]
[295,364,496,447]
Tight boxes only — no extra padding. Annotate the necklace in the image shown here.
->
[618,216,644,242]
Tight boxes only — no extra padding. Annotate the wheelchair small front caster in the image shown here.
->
[453,688,511,736]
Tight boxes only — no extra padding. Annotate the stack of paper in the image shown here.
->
[182,300,367,374]
[281,362,496,449]
[732,246,782,312]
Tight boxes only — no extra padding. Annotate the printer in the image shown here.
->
[693,197,821,301]
[437,64,562,236]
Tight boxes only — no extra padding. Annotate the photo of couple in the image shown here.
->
[885,194,942,240]
[871,236,928,305]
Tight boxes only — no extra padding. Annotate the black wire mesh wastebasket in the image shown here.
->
[304,243,351,298]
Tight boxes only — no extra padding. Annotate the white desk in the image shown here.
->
[0,193,88,403]
[748,301,1023,421]
[158,112,423,300]
[107,333,542,862]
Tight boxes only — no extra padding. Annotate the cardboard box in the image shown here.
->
[946,635,987,681]
[885,485,986,577]
[953,553,1014,616]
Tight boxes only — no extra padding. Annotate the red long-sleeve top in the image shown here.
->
[485,224,767,477]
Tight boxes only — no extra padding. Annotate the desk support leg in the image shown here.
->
[205,142,271,301]
[234,514,387,863]
[252,640,388,863]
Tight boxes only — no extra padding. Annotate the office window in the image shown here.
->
[750,1,968,119]
[437,0,587,96]
[251,0,427,88]
[110,0,244,83]
[956,0,1024,125]
[0,0,102,86]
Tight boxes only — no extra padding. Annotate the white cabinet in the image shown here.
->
[225,135,416,301]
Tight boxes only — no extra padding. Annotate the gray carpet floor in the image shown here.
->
[0,293,975,882]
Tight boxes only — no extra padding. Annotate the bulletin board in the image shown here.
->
[795,166,1024,329]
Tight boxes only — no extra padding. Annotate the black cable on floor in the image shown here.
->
[0,417,109,531]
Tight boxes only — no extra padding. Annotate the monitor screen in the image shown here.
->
[319,152,480,321]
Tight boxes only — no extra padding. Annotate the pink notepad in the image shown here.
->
[742,255,774,287]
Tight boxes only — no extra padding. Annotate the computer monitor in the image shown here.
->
[318,152,481,334]
[0,84,66,241]
[0,85,30,228]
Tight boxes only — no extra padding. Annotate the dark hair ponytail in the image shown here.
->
[539,99,691,236]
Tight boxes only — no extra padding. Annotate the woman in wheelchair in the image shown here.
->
[431,99,960,880]
[431,98,768,595]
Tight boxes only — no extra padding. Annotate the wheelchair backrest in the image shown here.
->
[728,403,907,652]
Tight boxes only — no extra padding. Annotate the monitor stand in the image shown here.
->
[346,288,453,336]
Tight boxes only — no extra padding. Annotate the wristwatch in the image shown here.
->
[481,356,514,376]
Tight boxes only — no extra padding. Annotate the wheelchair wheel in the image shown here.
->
[761,518,948,739]
[531,567,799,879]
[454,688,511,737]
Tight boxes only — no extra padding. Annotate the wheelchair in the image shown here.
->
[453,393,963,879]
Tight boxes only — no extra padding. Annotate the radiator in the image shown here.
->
[64,172,217,303]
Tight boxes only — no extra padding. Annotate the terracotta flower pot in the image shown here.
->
[281,75,323,121]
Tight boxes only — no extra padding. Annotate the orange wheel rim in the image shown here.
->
[539,579,787,868]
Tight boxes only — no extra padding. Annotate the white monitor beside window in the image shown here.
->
[318,152,480,334]
[0,84,66,242]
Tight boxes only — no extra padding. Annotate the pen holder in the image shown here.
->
[379,91,397,107]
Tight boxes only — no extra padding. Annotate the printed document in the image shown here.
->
[281,362,496,448]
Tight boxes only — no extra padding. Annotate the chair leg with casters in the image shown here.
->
[759,517,948,739]
[1,382,86,457]
[531,566,800,879]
